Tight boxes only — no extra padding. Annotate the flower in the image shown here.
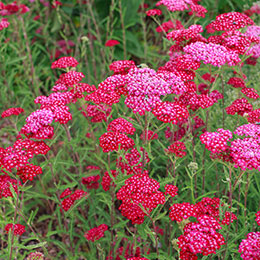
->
[99,132,135,153]
[5,224,26,236]
[152,101,189,124]
[82,175,100,189]
[165,141,186,157]
[105,39,120,47]
[164,184,178,197]
[107,118,136,135]
[117,174,165,224]
[1,107,24,118]
[84,224,108,242]
[206,12,254,33]
[26,252,44,260]
[239,232,260,259]
[60,188,87,211]
[146,9,162,16]
[51,56,79,69]
[183,42,241,67]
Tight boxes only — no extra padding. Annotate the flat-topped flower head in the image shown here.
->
[152,101,189,124]
[84,224,108,242]
[239,232,260,259]
[0,18,9,30]
[1,107,24,118]
[105,39,120,47]
[200,129,232,154]
[183,42,241,67]
[206,12,254,33]
[109,60,136,75]
[225,98,253,116]
[146,9,162,16]
[99,132,135,153]
[117,174,165,224]
[51,56,79,69]
[107,118,136,135]
[125,67,172,115]
[5,224,25,236]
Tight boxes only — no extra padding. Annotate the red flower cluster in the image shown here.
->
[51,56,79,69]
[117,174,165,224]
[60,188,87,211]
[109,60,136,75]
[5,223,26,236]
[152,101,189,124]
[206,12,254,33]
[99,131,135,153]
[0,175,19,198]
[227,77,245,88]
[165,141,186,157]
[81,104,111,122]
[107,118,136,135]
[1,107,24,118]
[0,1,29,16]
[84,224,108,242]
[178,215,225,260]
[146,9,162,16]
[164,184,178,197]
[82,175,100,189]
[0,18,9,31]
[101,170,118,191]
[105,39,120,47]
[225,98,253,116]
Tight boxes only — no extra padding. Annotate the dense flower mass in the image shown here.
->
[152,101,189,124]
[165,141,187,157]
[107,118,136,135]
[0,175,18,198]
[5,224,26,236]
[125,67,172,115]
[99,132,135,153]
[146,9,162,16]
[1,107,24,118]
[51,56,79,69]
[178,215,225,260]
[117,174,165,224]
[84,224,108,242]
[206,12,254,33]
[183,42,241,67]
[105,39,120,47]
[239,232,260,259]
[60,188,87,211]
[200,129,232,154]
[0,18,9,30]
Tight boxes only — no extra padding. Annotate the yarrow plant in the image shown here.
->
[1,1,260,259]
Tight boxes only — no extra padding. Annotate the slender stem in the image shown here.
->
[202,110,209,192]
[118,0,126,59]
[244,172,250,218]
[221,75,225,129]
[223,165,233,260]
[9,187,19,260]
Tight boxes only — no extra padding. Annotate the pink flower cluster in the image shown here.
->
[183,42,241,67]
[156,0,207,17]
[239,232,260,259]
[200,129,232,154]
